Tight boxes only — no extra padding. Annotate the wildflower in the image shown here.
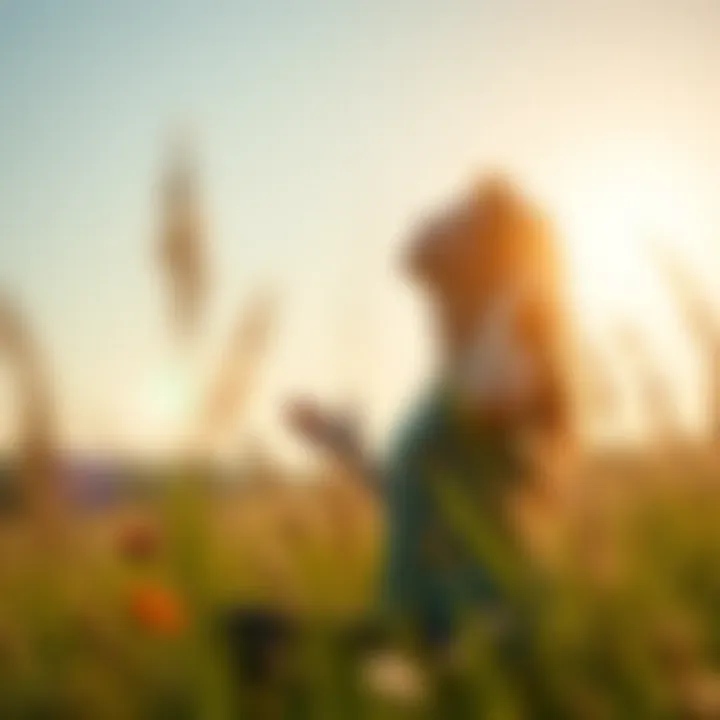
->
[116,517,162,563]
[128,582,188,637]
[361,650,427,706]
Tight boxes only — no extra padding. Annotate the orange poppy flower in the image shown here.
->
[128,582,188,637]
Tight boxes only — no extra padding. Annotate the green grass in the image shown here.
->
[1,453,720,718]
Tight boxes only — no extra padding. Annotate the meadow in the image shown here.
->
[2,442,720,718]
[1,169,720,718]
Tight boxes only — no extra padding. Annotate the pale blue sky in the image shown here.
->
[1,0,719,455]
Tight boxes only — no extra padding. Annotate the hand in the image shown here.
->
[284,397,335,442]
[283,397,363,465]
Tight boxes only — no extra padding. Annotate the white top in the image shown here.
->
[455,282,538,408]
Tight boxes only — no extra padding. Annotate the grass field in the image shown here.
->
[0,444,719,718]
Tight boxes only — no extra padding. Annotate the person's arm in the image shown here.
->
[283,398,382,493]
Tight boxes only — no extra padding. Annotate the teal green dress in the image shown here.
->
[380,383,525,649]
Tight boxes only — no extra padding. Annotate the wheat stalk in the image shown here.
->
[615,323,681,445]
[0,294,62,548]
[195,287,278,451]
[158,137,208,344]
[650,242,720,443]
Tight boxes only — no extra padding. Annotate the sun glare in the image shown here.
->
[560,167,694,334]
[555,163,706,440]
[120,360,196,457]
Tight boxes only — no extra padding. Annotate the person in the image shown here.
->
[287,175,575,699]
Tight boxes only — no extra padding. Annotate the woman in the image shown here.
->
[287,175,575,708]
[385,174,573,649]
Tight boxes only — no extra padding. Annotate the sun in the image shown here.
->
[553,163,706,440]
[120,359,196,457]
[558,167,694,336]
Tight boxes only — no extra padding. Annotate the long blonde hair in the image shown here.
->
[405,173,575,443]
[448,175,574,439]
[471,177,578,563]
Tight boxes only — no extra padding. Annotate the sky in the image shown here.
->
[1,0,719,458]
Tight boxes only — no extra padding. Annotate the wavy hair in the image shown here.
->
[407,174,576,448]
